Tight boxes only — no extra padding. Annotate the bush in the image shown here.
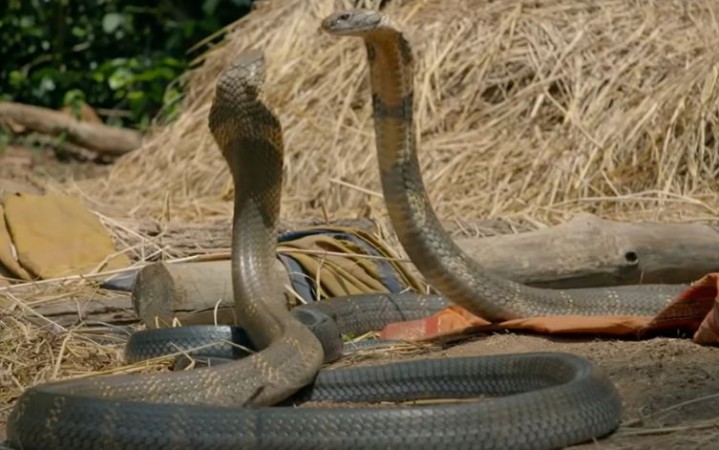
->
[0,0,253,129]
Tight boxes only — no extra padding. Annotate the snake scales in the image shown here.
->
[5,9,686,450]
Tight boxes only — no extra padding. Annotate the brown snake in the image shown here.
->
[322,10,684,322]
[4,9,688,450]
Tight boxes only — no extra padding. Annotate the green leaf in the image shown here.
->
[102,13,124,34]
[127,90,144,101]
[39,76,56,92]
[63,89,85,106]
[108,67,133,90]
[71,26,87,38]
[8,70,24,87]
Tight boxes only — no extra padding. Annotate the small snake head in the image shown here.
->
[215,50,266,102]
[321,9,386,36]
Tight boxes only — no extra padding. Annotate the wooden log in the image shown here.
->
[455,213,719,288]
[0,102,141,156]
[30,294,137,327]
[121,215,719,288]
[131,259,292,328]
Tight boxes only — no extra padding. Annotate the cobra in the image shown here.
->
[322,10,684,322]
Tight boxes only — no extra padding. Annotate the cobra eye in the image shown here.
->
[338,13,350,21]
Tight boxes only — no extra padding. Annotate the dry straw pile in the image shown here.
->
[80,0,719,226]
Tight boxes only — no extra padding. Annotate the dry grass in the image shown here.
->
[1,285,169,404]
[67,0,719,229]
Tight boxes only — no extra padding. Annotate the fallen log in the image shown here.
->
[131,259,291,328]
[0,102,141,156]
[120,214,719,288]
[456,213,719,288]
[30,294,137,327]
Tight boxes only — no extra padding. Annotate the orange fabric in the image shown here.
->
[380,273,719,346]
[640,274,719,346]
[694,298,719,345]
[640,276,719,342]
[381,305,491,341]
[504,315,652,335]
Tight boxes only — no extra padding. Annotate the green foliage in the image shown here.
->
[0,0,253,129]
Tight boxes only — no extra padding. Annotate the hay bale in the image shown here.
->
[79,0,719,225]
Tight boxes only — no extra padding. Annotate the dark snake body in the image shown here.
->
[4,9,687,450]
[123,293,450,364]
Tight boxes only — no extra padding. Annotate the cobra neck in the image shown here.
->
[365,32,518,321]
[230,170,286,349]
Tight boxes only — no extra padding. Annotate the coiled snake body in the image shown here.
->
[5,9,685,450]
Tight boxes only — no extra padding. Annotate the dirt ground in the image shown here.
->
[0,144,109,196]
[442,335,719,449]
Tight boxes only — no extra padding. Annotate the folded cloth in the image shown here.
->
[0,193,130,280]
[0,203,32,282]
[277,226,424,304]
[381,274,719,346]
